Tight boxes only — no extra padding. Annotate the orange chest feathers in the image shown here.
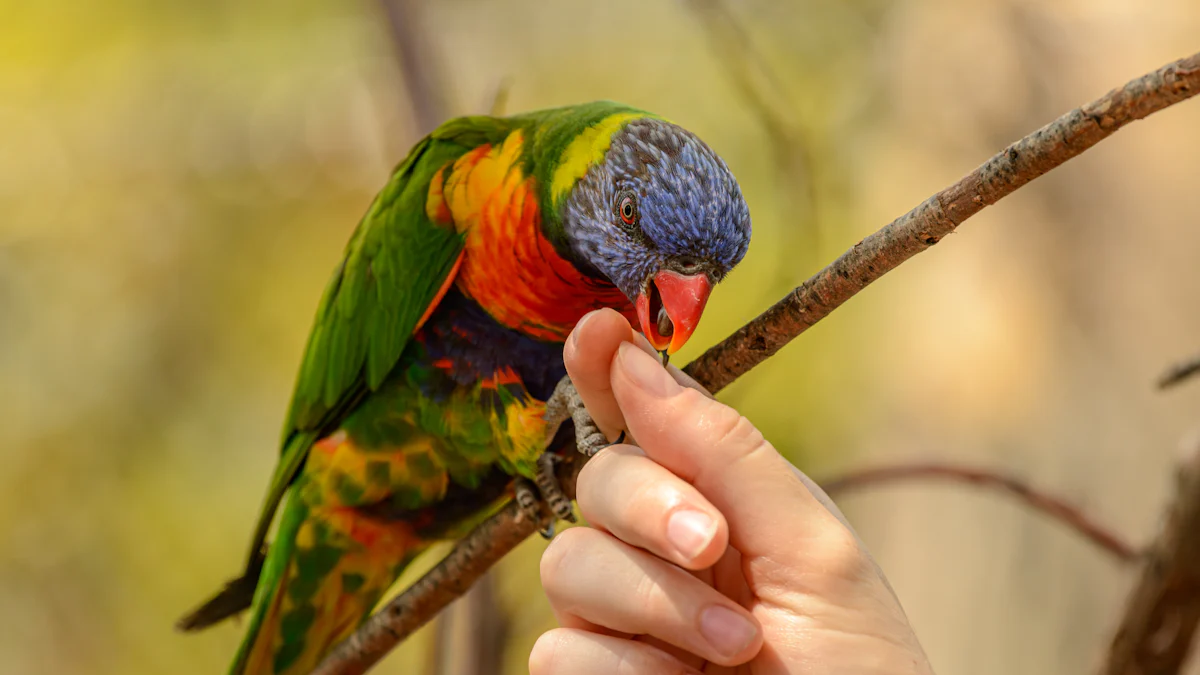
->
[425,130,634,342]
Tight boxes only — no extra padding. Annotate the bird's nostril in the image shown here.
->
[675,256,700,273]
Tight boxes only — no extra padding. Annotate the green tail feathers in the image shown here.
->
[175,559,261,632]
[228,481,427,675]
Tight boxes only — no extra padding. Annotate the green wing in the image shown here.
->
[243,117,516,572]
[253,106,643,552]
[179,120,484,630]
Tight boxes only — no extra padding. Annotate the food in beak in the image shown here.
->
[656,308,674,338]
[635,269,712,355]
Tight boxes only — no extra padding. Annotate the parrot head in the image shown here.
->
[560,118,752,355]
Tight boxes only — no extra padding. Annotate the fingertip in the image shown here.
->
[565,309,632,365]
[563,309,636,440]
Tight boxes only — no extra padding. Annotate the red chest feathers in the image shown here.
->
[426,131,635,342]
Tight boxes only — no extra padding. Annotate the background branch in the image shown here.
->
[683,0,822,268]
[378,0,450,136]
[1100,443,1200,674]
[314,51,1200,675]
[821,462,1138,564]
[1159,352,1200,389]
[421,571,508,675]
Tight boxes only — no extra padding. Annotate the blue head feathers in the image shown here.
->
[560,118,752,303]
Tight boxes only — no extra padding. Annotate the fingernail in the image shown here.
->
[617,342,675,397]
[570,310,597,349]
[667,509,715,561]
[699,606,758,658]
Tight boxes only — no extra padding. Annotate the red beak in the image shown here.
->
[635,270,712,354]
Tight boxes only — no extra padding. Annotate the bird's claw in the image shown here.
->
[515,477,556,538]
[545,376,614,458]
[516,452,577,540]
[536,452,576,524]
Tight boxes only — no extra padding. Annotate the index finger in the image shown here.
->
[608,342,855,562]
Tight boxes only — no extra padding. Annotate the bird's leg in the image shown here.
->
[544,376,617,458]
[535,452,576,523]
[517,453,577,540]
[531,454,576,542]
[514,477,557,539]
[522,376,629,539]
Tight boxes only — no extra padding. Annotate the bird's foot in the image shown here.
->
[514,477,554,538]
[531,376,629,538]
[544,376,624,458]
[535,452,577,525]
[516,452,578,539]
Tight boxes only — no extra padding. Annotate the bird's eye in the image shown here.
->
[617,192,638,228]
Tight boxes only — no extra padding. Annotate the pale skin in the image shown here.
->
[529,308,935,674]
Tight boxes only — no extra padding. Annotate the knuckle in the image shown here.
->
[708,404,768,459]
[813,524,870,578]
[628,561,669,623]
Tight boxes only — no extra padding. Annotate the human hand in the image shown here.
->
[530,308,934,674]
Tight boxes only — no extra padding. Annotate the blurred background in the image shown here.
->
[3,0,1200,673]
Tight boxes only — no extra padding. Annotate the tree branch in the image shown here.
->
[821,462,1138,563]
[314,51,1200,675]
[684,52,1200,394]
[311,454,583,675]
[1100,443,1200,674]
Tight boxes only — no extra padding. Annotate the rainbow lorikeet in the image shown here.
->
[178,101,752,674]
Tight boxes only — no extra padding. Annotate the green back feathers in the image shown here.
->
[241,102,656,576]
[241,117,514,573]
[285,115,518,442]
[289,101,651,440]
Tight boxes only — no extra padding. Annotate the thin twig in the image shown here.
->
[378,0,450,136]
[1100,443,1200,674]
[821,462,1138,563]
[488,77,514,117]
[684,0,801,157]
[314,51,1200,675]
[1158,353,1200,389]
[684,0,822,269]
